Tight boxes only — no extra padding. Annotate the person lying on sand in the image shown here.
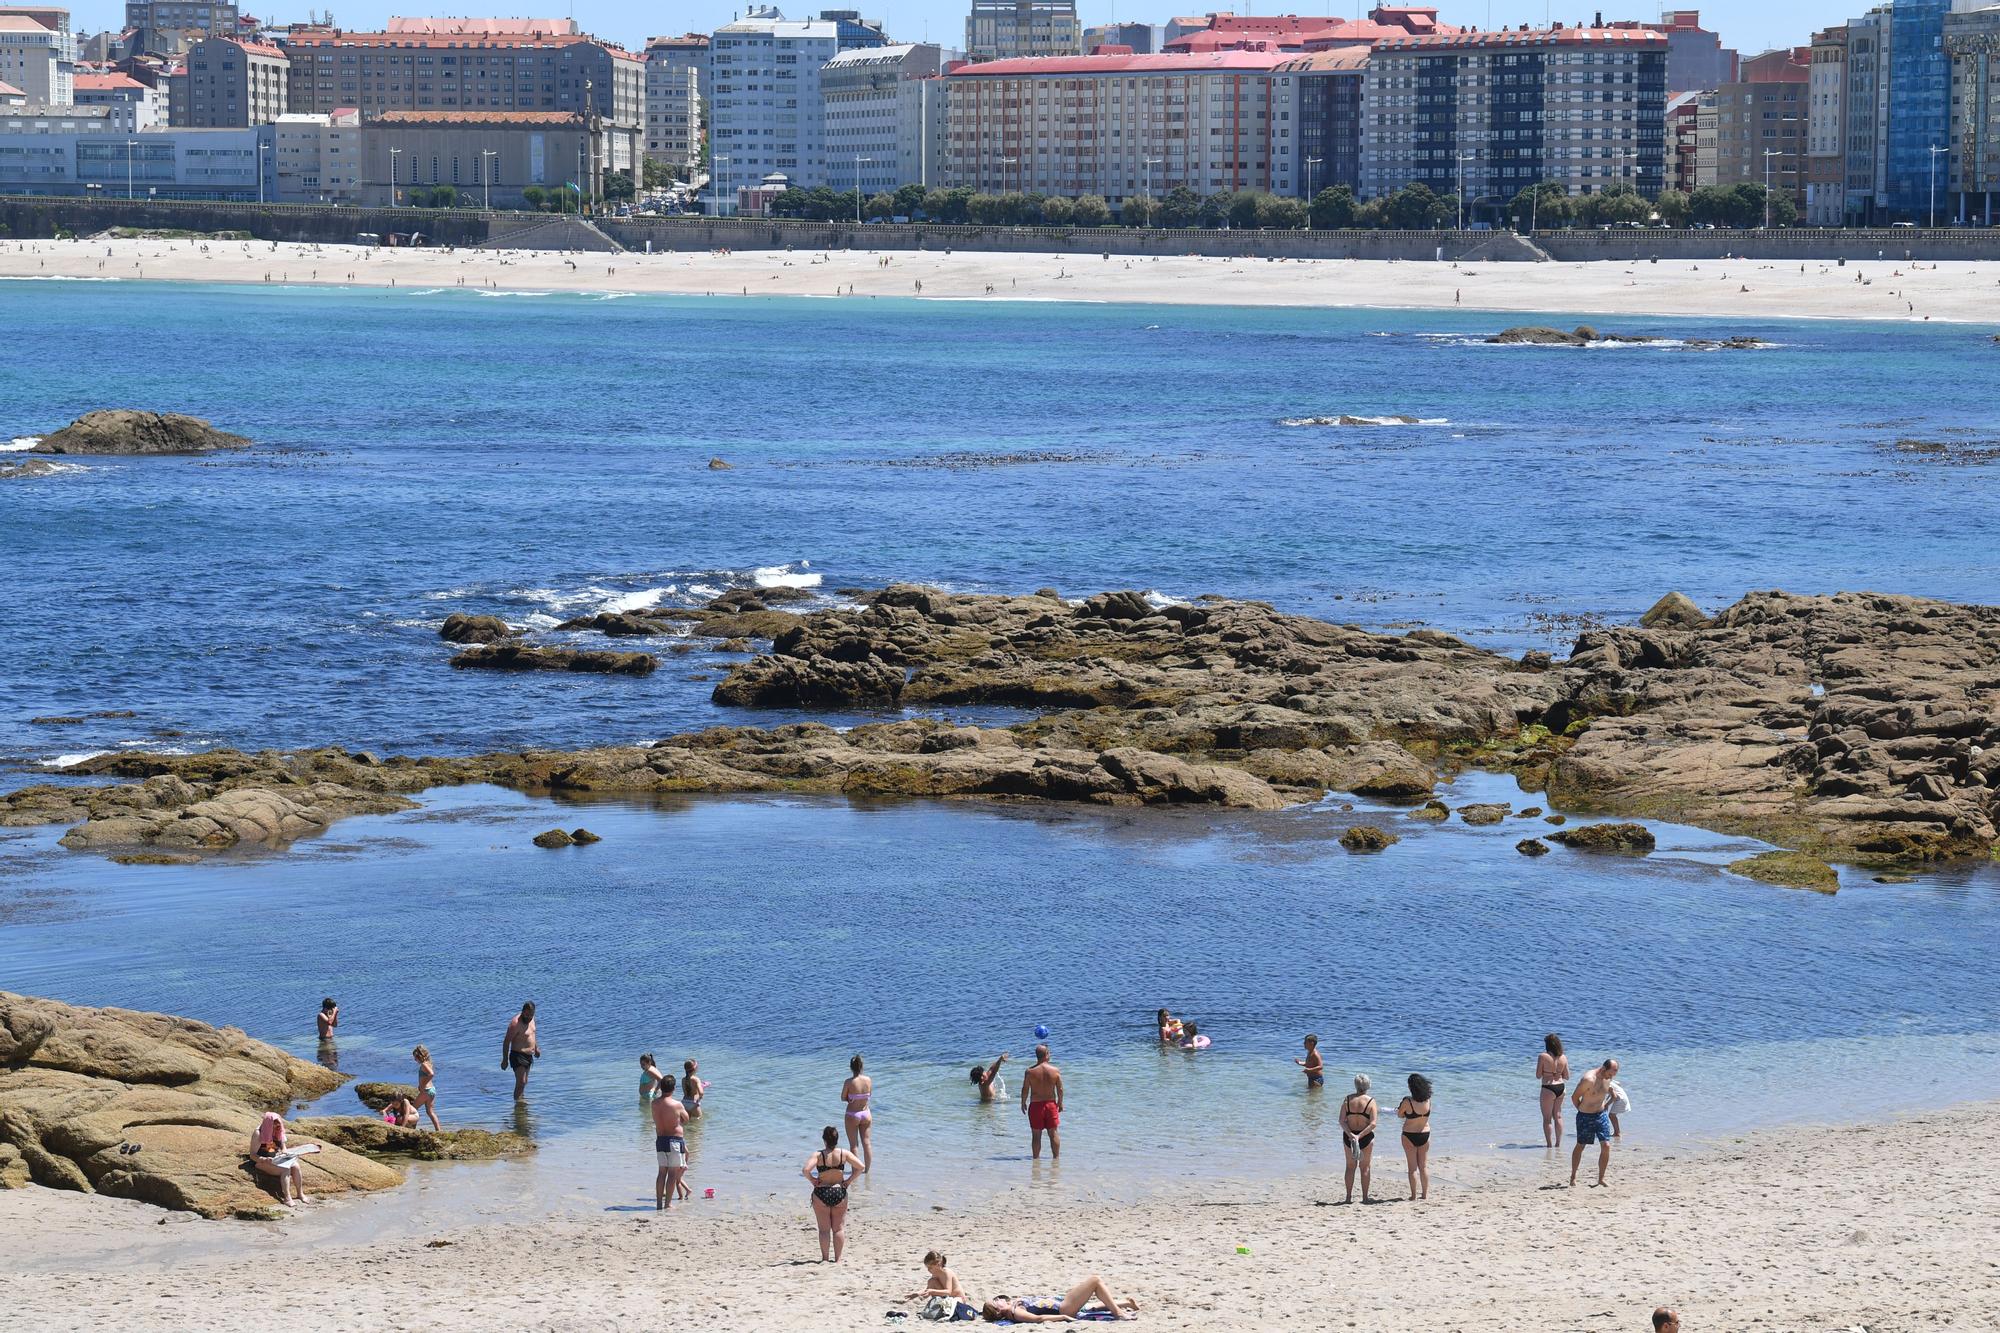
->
[980,1275,1140,1322]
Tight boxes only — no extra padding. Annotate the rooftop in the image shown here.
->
[386,17,578,35]
[1271,44,1371,73]
[370,108,585,125]
[73,72,147,91]
[1374,25,1669,50]
[949,47,1291,75]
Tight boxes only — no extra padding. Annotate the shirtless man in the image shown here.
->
[1021,1045,1064,1160]
[315,998,339,1041]
[650,1073,690,1210]
[501,1001,540,1099]
[1568,1058,1620,1188]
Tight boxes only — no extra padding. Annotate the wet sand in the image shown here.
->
[5,235,1999,323]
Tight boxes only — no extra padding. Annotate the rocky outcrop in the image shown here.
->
[1516,838,1550,857]
[29,410,250,455]
[1548,823,1657,854]
[55,781,415,854]
[1339,825,1397,852]
[1458,803,1509,826]
[1485,327,1765,350]
[353,1082,417,1111]
[440,613,515,644]
[450,643,657,675]
[292,1118,532,1162]
[1728,850,1839,894]
[1638,592,1708,630]
[0,993,401,1218]
[0,458,69,480]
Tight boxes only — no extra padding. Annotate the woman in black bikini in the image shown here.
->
[1340,1074,1378,1204]
[1397,1073,1434,1201]
[802,1125,864,1263]
[1537,1033,1570,1149]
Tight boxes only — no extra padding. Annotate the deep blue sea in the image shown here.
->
[3,282,1998,1211]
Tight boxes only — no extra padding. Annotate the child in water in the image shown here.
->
[1179,1021,1206,1050]
[1296,1034,1325,1088]
[1156,1009,1183,1043]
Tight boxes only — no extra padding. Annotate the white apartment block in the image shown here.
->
[707,7,886,206]
[73,70,164,130]
[821,42,945,194]
[943,50,1285,202]
[0,9,77,104]
[0,122,266,195]
[965,0,1080,63]
[1807,27,1846,224]
[272,108,360,202]
[644,33,705,170]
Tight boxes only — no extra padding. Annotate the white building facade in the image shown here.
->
[73,70,164,130]
[643,32,706,171]
[0,10,76,104]
[0,121,267,195]
[821,42,945,194]
[707,7,886,206]
[271,107,359,202]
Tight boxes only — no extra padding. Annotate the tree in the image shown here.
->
[1653,188,1690,228]
[1157,185,1201,229]
[1040,194,1075,225]
[1509,180,1572,229]
[406,186,433,208]
[1385,182,1446,230]
[1576,184,1646,227]
[602,170,634,204]
[893,182,926,218]
[1072,194,1111,227]
[1227,190,1264,230]
[1258,195,1306,229]
[1308,184,1356,230]
[967,192,1006,224]
[1688,184,1733,228]
[1765,189,1799,228]
[1118,195,1154,227]
[922,187,972,224]
[520,185,548,212]
[1198,191,1231,228]
[769,186,810,218]
[863,191,896,221]
[997,191,1034,224]
[1354,197,1392,229]
[641,158,680,191]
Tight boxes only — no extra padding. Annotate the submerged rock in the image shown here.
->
[1727,850,1839,894]
[1516,838,1550,856]
[0,458,69,480]
[1409,800,1451,821]
[1486,325,1651,347]
[439,613,514,644]
[450,643,657,675]
[1458,803,1509,826]
[531,828,574,849]
[1548,822,1656,854]
[30,410,250,455]
[1339,825,1398,852]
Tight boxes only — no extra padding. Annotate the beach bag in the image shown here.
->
[916,1296,976,1322]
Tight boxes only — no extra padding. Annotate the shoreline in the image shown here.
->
[5,235,1999,323]
[3,1097,1995,1329]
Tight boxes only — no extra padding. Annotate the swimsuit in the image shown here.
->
[811,1150,847,1207]
[1028,1099,1061,1131]
[1576,1108,1613,1145]
[1341,1095,1375,1156]
[509,1050,535,1072]
[845,1089,871,1123]
[1400,1098,1431,1147]
[655,1134,687,1168]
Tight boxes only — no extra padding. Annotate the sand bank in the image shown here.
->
[6,235,2000,323]
[2,1100,1993,1330]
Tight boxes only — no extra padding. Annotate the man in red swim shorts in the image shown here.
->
[1021,1045,1064,1160]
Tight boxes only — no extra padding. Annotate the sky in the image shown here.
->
[73,0,1857,58]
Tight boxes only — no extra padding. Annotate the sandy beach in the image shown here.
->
[6,235,2000,323]
[3,1100,1994,1331]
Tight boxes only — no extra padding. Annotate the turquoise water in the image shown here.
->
[2,284,1998,1206]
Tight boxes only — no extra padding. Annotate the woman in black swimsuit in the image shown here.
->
[1397,1073,1434,1201]
[1340,1074,1378,1204]
[802,1125,864,1263]
[1537,1033,1570,1149]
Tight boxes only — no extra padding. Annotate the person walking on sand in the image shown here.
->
[1538,1033,1570,1148]
[1295,1034,1324,1088]
[971,1052,1009,1102]
[1569,1058,1620,1188]
[804,1125,864,1261]
[1397,1073,1433,1201]
[502,1001,540,1098]
[412,1045,442,1130]
[1340,1074,1378,1203]
[842,1054,874,1173]
[651,1073,690,1210]
[1022,1045,1064,1160]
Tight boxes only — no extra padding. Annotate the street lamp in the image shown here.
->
[1762,148,1783,228]
[854,154,873,223]
[389,146,402,207]
[1143,155,1163,227]
[1928,143,1947,229]
[257,141,270,205]
[125,139,135,199]
[1455,150,1477,230]
[481,148,497,212]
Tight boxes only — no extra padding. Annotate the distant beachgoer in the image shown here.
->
[316,997,339,1040]
[250,1111,313,1207]
[1156,1009,1183,1042]
[683,1059,705,1118]
[906,1250,966,1300]
[1022,1045,1064,1160]
[1296,1034,1324,1088]
[1652,1307,1680,1333]
[980,1275,1140,1322]
[412,1045,442,1130]
[842,1054,874,1173]
[1569,1058,1620,1188]
[1538,1034,1570,1148]
[382,1095,418,1128]
[1341,1074,1378,1204]
[970,1052,1010,1102]
[652,1073,690,1209]
[639,1053,663,1100]
[804,1125,863,1261]
[1607,1073,1631,1138]
[1398,1073,1433,1201]
[1178,1020,1204,1049]
[502,1002,539,1098]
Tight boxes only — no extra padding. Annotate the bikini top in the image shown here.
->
[1341,1095,1375,1127]
[1400,1098,1431,1119]
[846,1089,870,1106]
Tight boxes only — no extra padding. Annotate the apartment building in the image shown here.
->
[122,0,238,57]
[1710,47,1808,212]
[72,68,162,128]
[707,8,887,205]
[178,34,285,126]
[361,109,606,207]
[944,48,1288,203]
[270,107,359,202]
[1944,3,2000,223]
[1269,46,1368,199]
[1645,9,1736,92]
[0,6,76,104]
[820,42,945,194]
[1665,87,1700,192]
[965,0,1080,63]
[278,21,643,172]
[1361,24,1669,204]
[1083,21,1156,55]
[1807,27,1848,223]
[0,121,264,196]
[643,33,705,171]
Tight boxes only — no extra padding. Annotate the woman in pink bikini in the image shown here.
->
[841,1054,874,1173]
[1537,1033,1570,1149]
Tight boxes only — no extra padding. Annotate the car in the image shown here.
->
[1891,221,1916,228]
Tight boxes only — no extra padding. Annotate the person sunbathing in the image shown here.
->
[980,1275,1140,1322]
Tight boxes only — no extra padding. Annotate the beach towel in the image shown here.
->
[1607,1082,1632,1116]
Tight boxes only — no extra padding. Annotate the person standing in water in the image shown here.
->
[970,1052,1009,1102]
[842,1055,874,1174]
[651,1073,690,1210]
[1537,1033,1570,1148]
[639,1054,664,1100]
[1569,1058,1619,1188]
[1340,1074,1378,1204]
[502,1002,539,1099]
[1021,1045,1064,1161]
[412,1045,442,1130]
[1295,1034,1324,1089]
[316,998,339,1040]
[682,1059,706,1119]
[1397,1073,1433,1201]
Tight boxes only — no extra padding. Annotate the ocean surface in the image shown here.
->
[3,282,1998,1212]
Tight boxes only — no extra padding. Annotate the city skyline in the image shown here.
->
[58,1,1863,59]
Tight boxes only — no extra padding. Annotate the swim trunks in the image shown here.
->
[655,1134,686,1167]
[508,1051,535,1072]
[1575,1110,1613,1146]
[1307,1073,1325,1088]
[1028,1100,1060,1131]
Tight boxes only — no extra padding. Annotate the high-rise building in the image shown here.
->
[1710,47,1809,214]
[944,48,1289,202]
[271,107,360,202]
[820,42,946,195]
[1645,9,1737,92]
[278,21,644,172]
[706,8,887,206]
[1269,46,1369,199]
[965,0,1080,63]
[643,33,705,172]
[1807,27,1848,224]
[1665,88,1701,193]
[1840,0,1979,224]
[1362,24,1669,204]
[1944,3,2000,224]
[179,33,286,126]
[0,6,76,103]
[122,0,239,57]
[1083,21,1155,55]
[1843,8,1886,221]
